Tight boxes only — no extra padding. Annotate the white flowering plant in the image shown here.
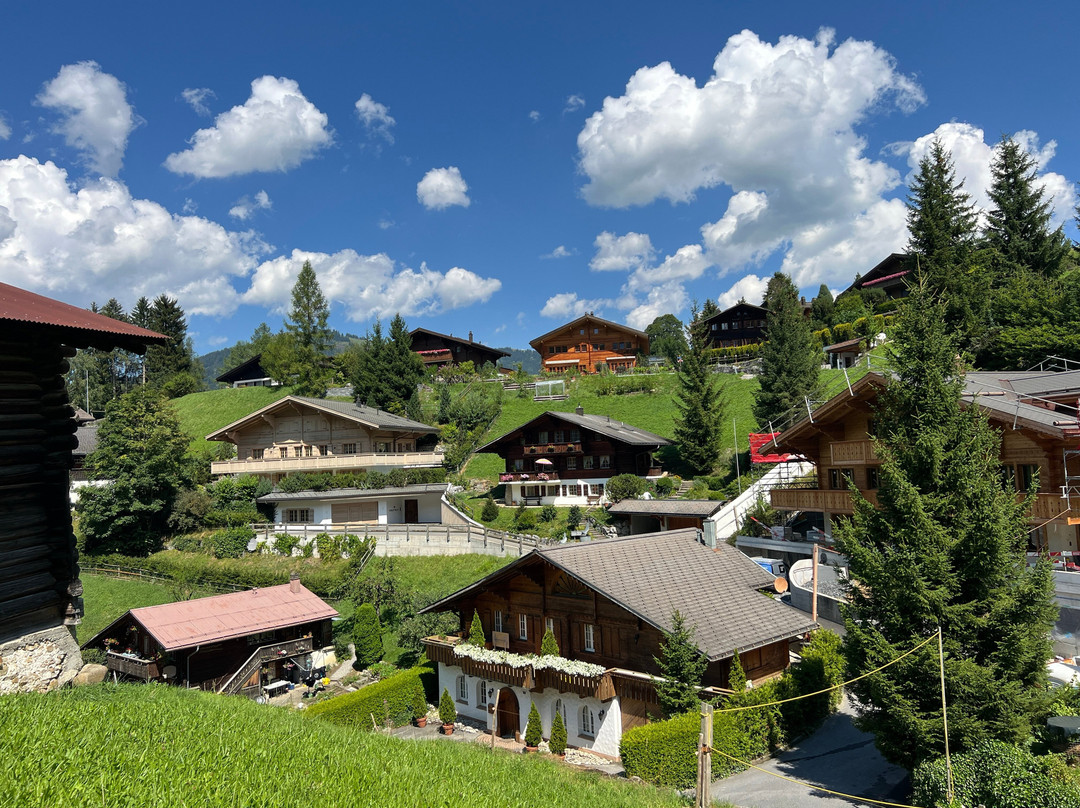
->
[452,643,605,678]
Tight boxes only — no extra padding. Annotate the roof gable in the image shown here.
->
[704,302,767,323]
[477,409,670,453]
[410,327,510,358]
[529,314,648,352]
[216,353,270,384]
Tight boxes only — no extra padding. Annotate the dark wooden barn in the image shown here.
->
[0,282,166,693]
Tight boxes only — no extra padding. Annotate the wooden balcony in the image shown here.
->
[211,451,445,476]
[829,440,879,465]
[524,443,582,455]
[772,486,1076,524]
[106,651,160,681]
[533,667,614,701]
[499,471,560,483]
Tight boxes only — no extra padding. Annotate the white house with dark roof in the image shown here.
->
[206,395,442,482]
[421,528,815,756]
[257,483,468,527]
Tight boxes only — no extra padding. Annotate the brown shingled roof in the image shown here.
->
[0,282,169,352]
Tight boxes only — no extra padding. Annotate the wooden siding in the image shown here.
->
[534,321,644,374]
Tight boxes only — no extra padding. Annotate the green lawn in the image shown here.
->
[1,684,693,808]
[171,385,292,452]
[77,574,177,643]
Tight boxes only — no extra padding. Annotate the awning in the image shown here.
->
[749,432,800,463]
[545,359,583,365]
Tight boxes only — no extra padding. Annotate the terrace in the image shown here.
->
[211,450,445,476]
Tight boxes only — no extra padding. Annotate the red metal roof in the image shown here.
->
[129,583,338,651]
[749,432,800,464]
[0,282,168,351]
[861,269,909,288]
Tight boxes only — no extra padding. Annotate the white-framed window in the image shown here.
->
[599,455,611,469]
[566,457,577,470]
[519,613,528,640]
[568,484,582,497]
[494,610,503,633]
[278,447,288,458]
[342,443,357,454]
[457,675,468,702]
[304,445,313,457]
[285,509,311,524]
[251,448,264,460]
[545,617,554,633]
[293,447,303,457]
[584,624,595,652]
[553,698,567,727]
[580,705,596,737]
[478,680,488,707]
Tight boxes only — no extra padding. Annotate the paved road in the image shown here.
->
[712,696,910,808]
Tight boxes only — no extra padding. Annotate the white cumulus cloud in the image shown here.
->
[541,245,574,259]
[0,155,266,316]
[36,61,140,177]
[417,166,471,210]
[182,87,216,117]
[564,94,585,113]
[165,76,332,178]
[589,231,655,271]
[229,190,272,220]
[0,116,10,141]
[539,292,614,320]
[529,110,541,122]
[354,93,395,143]
[243,250,500,320]
[717,274,770,309]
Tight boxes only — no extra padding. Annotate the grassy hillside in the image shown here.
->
[77,574,176,643]
[1,685,690,808]
[172,385,291,452]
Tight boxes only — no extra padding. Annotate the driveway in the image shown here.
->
[711,696,910,808]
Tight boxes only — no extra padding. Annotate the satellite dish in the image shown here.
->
[162,665,177,679]
[773,577,788,594]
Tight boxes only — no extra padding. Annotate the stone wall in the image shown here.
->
[0,626,84,695]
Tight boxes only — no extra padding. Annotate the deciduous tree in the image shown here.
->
[645,313,688,363]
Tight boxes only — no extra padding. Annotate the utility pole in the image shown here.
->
[811,542,819,623]
[733,418,742,495]
[696,702,713,808]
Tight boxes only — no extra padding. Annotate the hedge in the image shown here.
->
[306,663,433,730]
[620,709,754,787]
[912,740,1080,808]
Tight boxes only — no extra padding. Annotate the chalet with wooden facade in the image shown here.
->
[768,370,1080,554]
[479,407,670,506]
[421,528,816,757]
[215,353,280,388]
[206,396,442,482]
[410,327,510,369]
[530,314,648,374]
[0,283,167,694]
[82,576,337,697]
[841,253,911,300]
[703,302,769,348]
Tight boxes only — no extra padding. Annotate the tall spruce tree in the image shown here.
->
[984,135,1070,277]
[653,610,707,717]
[144,295,195,391]
[837,281,1056,770]
[269,261,334,397]
[384,314,425,414]
[809,284,834,329]
[349,319,388,409]
[673,303,724,474]
[906,139,978,271]
[753,272,820,429]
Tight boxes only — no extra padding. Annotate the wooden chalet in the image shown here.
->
[0,283,167,693]
[530,314,648,374]
[841,253,911,300]
[206,395,442,481]
[215,353,279,388]
[606,498,725,534]
[768,370,1080,553]
[421,528,816,756]
[410,327,510,369]
[478,406,670,506]
[703,302,769,349]
[82,576,338,698]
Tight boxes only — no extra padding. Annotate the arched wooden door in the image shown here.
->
[496,687,520,738]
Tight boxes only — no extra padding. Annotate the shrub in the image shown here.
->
[540,628,560,657]
[549,710,567,755]
[525,702,543,747]
[606,474,647,502]
[366,661,398,681]
[315,532,342,560]
[653,477,674,497]
[307,666,425,730]
[80,648,105,665]
[912,740,1080,808]
[168,488,213,533]
[467,609,486,646]
[204,509,261,528]
[170,534,204,553]
[778,629,844,739]
[439,688,457,726]
[272,533,299,557]
[566,505,582,530]
[481,497,499,522]
[539,504,558,522]
[515,509,537,530]
[353,603,383,669]
[412,688,428,721]
[208,526,254,559]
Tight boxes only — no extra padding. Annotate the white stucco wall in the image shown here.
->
[271,491,444,526]
[436,661,622,757]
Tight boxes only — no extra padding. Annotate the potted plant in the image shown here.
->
[524,702,543,752]
[549,711,567,758]
[439,687,456,735]
[413,689,429,728]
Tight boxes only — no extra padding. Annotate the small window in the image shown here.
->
[518,613,528,640]
[545,617,554,633]
[285,509,312,524]
[342,443,357,454]
[583,456,594,469]
[494,610,503,633]
[550,346,557,354]
[279,448,288,458]
[377,442,390,453]
[579,328,585,335]
[319,445,328,456]
[457,675,468,702]
[538,431,548,444]
[866,467,880,490]
[711,324,717,331]
[251,448,264,460]
[304,445,313,457]
[513,458,524,471]
[553,698,567,728]
[721,322,729,330]
[294,447,303,457]
[478,680,488,707]
[568,484,581,497]
[1019,464,1040,491]
[566,457,577,470]
[593,328,599,334]
[580,705,596,737]
[584,624,595,652]
[569,429,580,442]
[599,456,611,469]
[553,430,564,443]
[829,468,854,490]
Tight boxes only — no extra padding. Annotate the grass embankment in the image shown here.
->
[0,685,690,808]
[172,385,291,452]
[77,574,176,643]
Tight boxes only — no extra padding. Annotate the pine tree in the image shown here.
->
[438,687,456,726]
[906,139,978,272]
[349,319,388,409]
[540,628,560,657]
[524,702,543,747]
[549,710,567,755]
[467,609,486,646]
[837,281,1057,770]
[481,496,499,522]
[144,295,195,392]
[223,322,273,377]
[353,602,384,669]
[271,261,333,397]
[753,273,820,429]
[809,284,834,329]
[384,314,425,414]
[984,135,1070,277]
[653,610,707,717]
[673,304,725,474]
[728,649,747,693]
[700,298,719,319]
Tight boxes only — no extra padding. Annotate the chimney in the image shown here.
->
[575,405,584,416]
[469,331,473,343]
[289,572,301,594]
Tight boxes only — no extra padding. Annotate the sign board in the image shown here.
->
[492,631,510,649]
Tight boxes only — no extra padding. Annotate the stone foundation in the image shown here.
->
[0,626,83,695]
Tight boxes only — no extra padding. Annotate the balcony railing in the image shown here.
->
[523,443,582,455]
[106,651,160,681]
[499,471,560,483]
[211,451,444,476]
[829,440,879,465]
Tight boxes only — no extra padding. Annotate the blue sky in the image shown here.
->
[1,1,1078,355]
